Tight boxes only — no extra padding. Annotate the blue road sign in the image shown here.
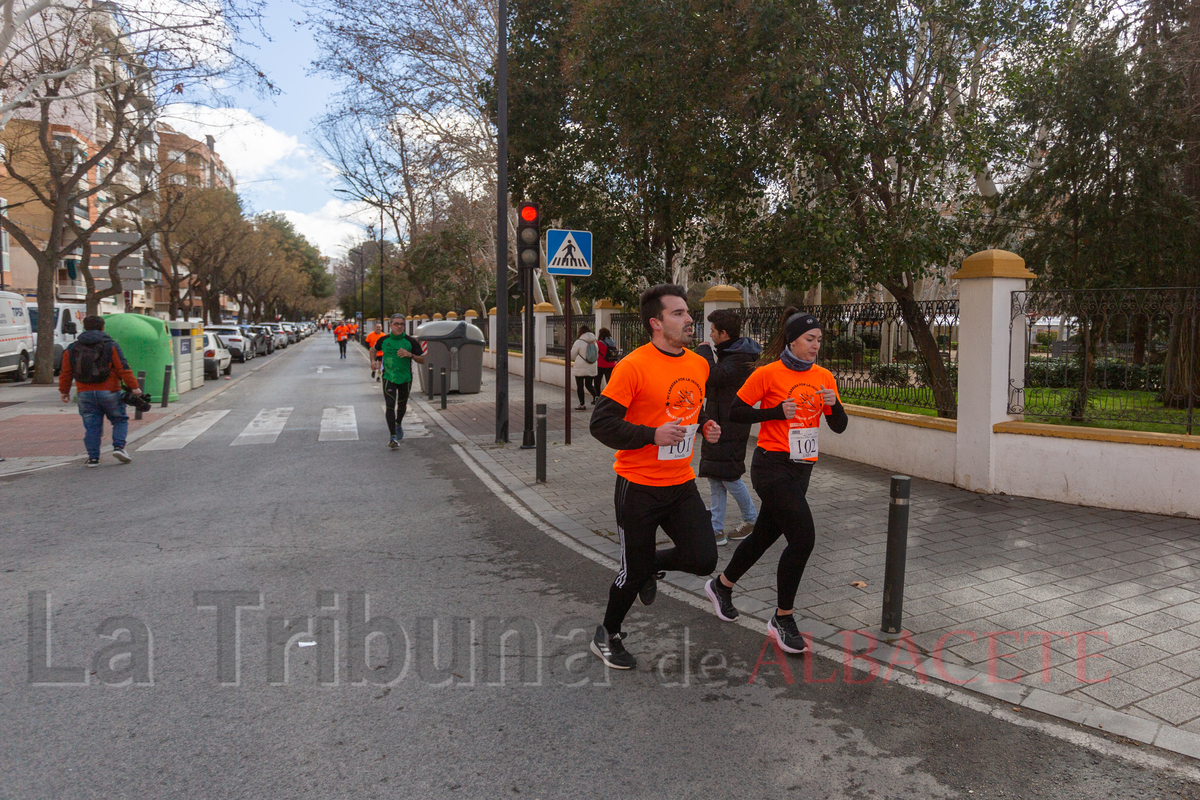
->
[546,230,592,276]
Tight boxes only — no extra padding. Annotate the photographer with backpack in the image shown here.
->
[570,324,600,411]
[59,315,144,467]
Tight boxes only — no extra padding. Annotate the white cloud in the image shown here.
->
[276,199,375,258]
[159,104,311,183]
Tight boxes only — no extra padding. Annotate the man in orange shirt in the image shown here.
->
[364,322,385,381]
[588,284,722,670]
[334,321,349,359]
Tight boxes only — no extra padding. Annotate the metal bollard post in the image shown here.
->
[427,364,434,401]
[440,367,448,410]
[535,403,547,483]
[881,475,911,634]
[135,371,146,420]
[160,364,172,408]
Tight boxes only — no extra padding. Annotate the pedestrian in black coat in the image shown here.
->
[696,309,762,545]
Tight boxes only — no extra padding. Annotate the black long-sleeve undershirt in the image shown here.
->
[729,396,849,434]
[590,396,712,450]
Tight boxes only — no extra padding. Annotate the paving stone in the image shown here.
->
[1126,610,1191,635]
[1103,642,1173,669]
[1077,679,1154,710]
[1118,663,1192,694]
[1135,688,1200,726]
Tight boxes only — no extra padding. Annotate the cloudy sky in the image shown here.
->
[158,1,368,259]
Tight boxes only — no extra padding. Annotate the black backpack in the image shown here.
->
[71,340,114,384]
[601,337,620,361]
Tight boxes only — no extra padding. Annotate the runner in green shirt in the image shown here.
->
[372,314,425,448]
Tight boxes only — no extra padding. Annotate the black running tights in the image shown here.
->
[722,450,816,612]
[603,477,718,634]
[383,379,411,436]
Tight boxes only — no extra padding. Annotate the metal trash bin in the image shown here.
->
[415,320,486,395]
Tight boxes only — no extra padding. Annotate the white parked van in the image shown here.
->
[0,291,34,381]
[30,303,86,375]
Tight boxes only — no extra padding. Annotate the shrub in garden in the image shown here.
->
[869,363,911,387]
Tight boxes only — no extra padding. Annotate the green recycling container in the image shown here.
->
[102,313,178,402]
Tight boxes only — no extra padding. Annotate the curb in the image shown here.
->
[412,394,1200,765]
[0,338,312,478]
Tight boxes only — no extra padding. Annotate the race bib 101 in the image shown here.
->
[658,424,699,461]
[788,426,819,461]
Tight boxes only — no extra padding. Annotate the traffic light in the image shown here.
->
[516,201,540,270]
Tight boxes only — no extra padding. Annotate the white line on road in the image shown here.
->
[138,410,230,451]
[319,406,358,441]
[231,407,293,446]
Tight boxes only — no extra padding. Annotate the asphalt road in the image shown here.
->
[3,334,1198,799]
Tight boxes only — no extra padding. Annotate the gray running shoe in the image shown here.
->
[112,449,131,463]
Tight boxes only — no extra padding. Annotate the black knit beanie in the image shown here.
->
[784,313,821,344]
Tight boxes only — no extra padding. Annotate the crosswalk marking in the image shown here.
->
[138,410,230,451]
[231,407,293,446]
[319,406,358,441]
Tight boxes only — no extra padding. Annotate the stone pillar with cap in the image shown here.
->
[593,299,622,337]
[952,249,1037,493]
[701,284,744,345]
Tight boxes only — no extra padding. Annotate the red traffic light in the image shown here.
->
[519,204,538,223]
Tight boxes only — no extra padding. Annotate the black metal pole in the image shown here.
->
[495,0,509,444]
[521,267,535,449]
[535,403,547,483]
[160,364,172,408]
[427,364,434,401]
[440,367,448,410]
[881,475,911,634]
[564,277,571,445]
[135,371,145,420]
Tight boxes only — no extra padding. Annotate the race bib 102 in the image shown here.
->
[658,424,699,461]
[788,426,819,461]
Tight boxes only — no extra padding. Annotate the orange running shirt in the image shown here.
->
[365,331,384,353]
[737,360,840,461]
[600,342,710,486]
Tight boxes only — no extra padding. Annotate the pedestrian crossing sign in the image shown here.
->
[546,229,592,276]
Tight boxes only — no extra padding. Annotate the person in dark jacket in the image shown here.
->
[59,315,143,467]
[696,309,761,545]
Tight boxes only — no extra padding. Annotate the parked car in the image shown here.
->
[239,325,270,357]
[0,291,34,382]
[29,303,86,375]
[205,325,254,362]
[281,323,299,343]
[203,332,233,379]
[262,323,288,349]
[246,325,274,355]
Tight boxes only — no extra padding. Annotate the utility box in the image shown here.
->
[415,320,486,395]
[167,320,205,394]
[103,313,179,402]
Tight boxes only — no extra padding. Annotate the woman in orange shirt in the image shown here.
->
[703,309,848,655]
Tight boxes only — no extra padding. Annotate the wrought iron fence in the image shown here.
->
[733,301,960,417]
[610,312,649,354]
[1009,289,1199,434]
[547,314,596,357]
[506,315,523,353]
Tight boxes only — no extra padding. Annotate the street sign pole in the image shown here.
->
[521,265,535,449]
[565,277,571,445]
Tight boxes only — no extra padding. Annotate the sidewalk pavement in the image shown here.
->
[421,366,1200,758]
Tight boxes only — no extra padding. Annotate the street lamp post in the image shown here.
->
[378,203,385,325]
[495,0,509,444]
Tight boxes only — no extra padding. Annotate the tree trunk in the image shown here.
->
[883,278,956,418]
[33,257,58,384]
[1161,290,1200,410]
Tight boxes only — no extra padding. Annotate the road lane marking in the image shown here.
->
[231,407,293,446]
[138,410,230,451]
[319,406,358,441]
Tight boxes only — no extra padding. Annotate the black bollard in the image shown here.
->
[440,367,448,410]
[881,475,911,634]
[160,364,172,408]
[135,371,146,420]
[427,364,434,401]
[535,403,547,483]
